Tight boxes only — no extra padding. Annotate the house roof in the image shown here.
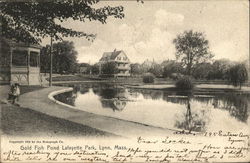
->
[99,50,124,62]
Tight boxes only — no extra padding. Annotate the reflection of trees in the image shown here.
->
[213,93,249,123]
[128,89,141,98]
[54,91,78,106]
[162,91,193,105]
[56,83,249,125]
[193,97,213,105]
[175,96,207,133]
[133,89,163,100]
[163,96,188,105]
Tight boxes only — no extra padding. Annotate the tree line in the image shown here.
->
[131,59,248,81]
[40,41,78,74]
[40,30,248,88]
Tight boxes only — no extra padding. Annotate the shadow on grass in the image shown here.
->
[1,102,118,138]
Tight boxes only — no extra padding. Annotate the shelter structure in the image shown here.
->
[0,38,42,85]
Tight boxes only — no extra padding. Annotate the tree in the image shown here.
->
[101,62,118,76]
[192,62,213,79]
[173,30,213,75]
[228,64,248,89]
[91,64,100,75]
[206,59,235,80]
[130,63,143,75]
[148,63,163,77]
[40,45,50,73]
[0,1,124,44]
[162,60,183,78]
[41,41,78,74]
[78,62,91,74]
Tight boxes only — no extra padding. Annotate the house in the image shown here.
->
[99,49,130,77]
[0,38,42,85]
[78,63,90,74]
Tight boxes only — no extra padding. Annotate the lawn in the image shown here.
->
[0,101,115,137]
[49,74,246,86]
[0,85,116,137]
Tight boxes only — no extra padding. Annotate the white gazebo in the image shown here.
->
[0,38,42,85]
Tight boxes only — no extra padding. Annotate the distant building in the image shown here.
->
[78,63,90,74]
[99,49,130,77]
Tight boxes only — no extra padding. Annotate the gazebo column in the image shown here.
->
[27,49,30,85]
[38,52,40,68]
[10,48,13,82]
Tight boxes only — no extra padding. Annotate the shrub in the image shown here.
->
[143,73,155,83]
[175,76,194,90]
[170,73,184,81]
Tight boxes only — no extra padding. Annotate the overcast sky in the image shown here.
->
[42,0,249,64]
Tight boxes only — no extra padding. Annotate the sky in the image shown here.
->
[42,0,249,64]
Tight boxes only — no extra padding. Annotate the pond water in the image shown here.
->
[55,83,250,133]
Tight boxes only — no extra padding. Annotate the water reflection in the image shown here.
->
[174,96,207,132]
[100,88,128,112]
[54,83,249,132]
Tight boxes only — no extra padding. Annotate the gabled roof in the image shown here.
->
[110,50,123,60]
[99,50,124,62]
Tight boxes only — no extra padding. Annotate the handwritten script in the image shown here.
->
[1,131,250,162]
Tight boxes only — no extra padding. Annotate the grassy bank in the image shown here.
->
[1,85,116,137]
[49,74,250,86]
[1,102,115,137]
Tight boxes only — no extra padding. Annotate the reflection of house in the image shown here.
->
[99,49,130,77]
[101,98,127,112]
[0,38,42,85]
[113,99,127,110]
[100,87,128,111]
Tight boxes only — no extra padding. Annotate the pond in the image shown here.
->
[54,83,250,133]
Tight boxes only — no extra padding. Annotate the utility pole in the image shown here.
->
[48,16,54,87]
[249,52,250,81]
[49,36,53,86]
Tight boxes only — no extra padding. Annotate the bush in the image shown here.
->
[175,76,194,90]
[143,73,155,83]
[170,73,184,80]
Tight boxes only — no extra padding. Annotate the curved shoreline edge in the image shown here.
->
[48,87,202,135]
[18,86,175,138]
[48,87,77,110]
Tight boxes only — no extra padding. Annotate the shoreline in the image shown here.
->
[1,82,249,138]
[16,86,177,138]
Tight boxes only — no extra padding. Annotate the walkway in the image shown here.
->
[18,86,175,138]
[0,85,10,103]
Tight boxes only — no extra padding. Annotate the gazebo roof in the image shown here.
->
[0,38,42,49]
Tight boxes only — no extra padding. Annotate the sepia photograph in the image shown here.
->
[0,0,249,162]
